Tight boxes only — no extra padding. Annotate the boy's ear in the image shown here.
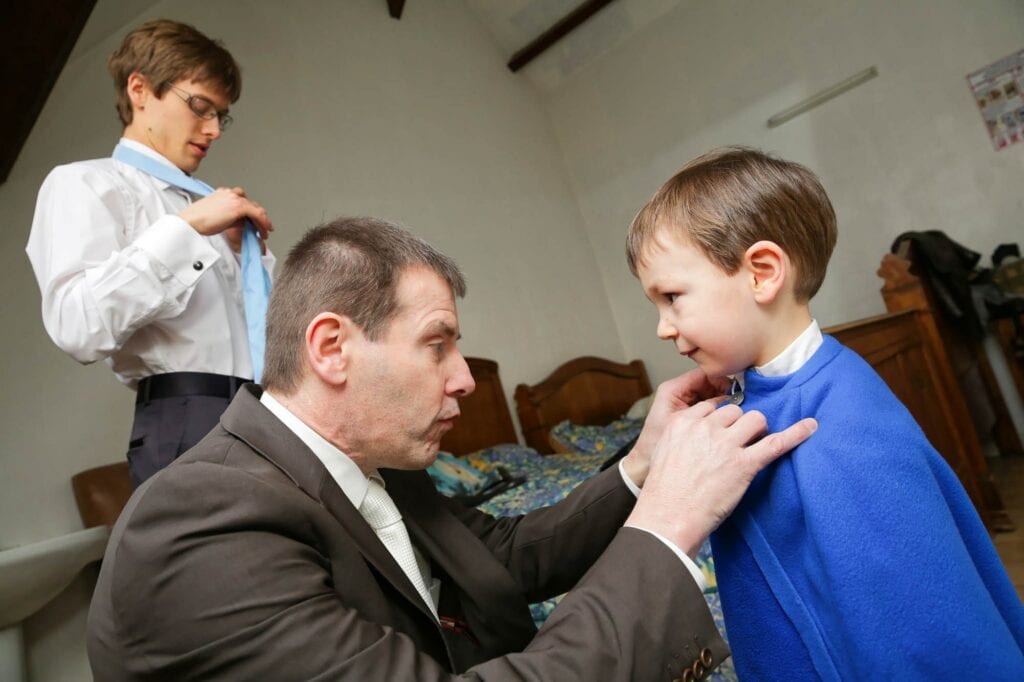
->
[304,312,360,386]
[742,240,788,304]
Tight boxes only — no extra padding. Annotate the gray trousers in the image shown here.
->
[127,394,231,488]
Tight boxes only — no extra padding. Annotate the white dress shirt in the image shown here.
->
[25,138,275,388]
[734,319,823,391]
[259,390,705,606]
[626,322,824,588]
[619,462,708,590]
[259,391,441,613]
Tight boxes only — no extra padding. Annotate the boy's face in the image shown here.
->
[637,229,765,378]
[134,78,228,174]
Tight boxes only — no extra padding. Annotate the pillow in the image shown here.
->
[548,417,644,455]
[626,394,654,420]
[427,451,502,498]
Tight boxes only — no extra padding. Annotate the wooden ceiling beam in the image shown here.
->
[387,0,406,20]
[0,0,97,185]
[507,0,616,72]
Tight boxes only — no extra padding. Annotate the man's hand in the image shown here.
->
[620,369,730,487]
[178,187,272,253]
[625,400,817,558]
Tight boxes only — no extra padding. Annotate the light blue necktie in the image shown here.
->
[113,143,271,382]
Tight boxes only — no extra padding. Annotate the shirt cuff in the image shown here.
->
[619,460,707,592]
[134,215,221,288]
[634,528,708,592]
[618,458,643,497]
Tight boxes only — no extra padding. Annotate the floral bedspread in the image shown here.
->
[464,443,737,681]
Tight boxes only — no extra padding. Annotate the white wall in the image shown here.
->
[6,0,1024,678]
[541,0,1024,385]
[0,1,620,678]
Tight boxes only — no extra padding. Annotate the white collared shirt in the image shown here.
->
[618,462,708,591]
[25,138,275,387]
[259,391,440,611]
[260,391,704,602]
[734,320,823,391]
[261,390,707,603]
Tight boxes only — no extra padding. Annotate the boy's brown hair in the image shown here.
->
[108,19,242,126]
[626,147,837,301]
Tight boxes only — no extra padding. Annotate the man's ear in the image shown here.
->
[126,72,151,113]
[743,240,788,304]
[304,312,358,386]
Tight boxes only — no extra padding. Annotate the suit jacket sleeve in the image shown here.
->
[435,464,645,602]
[89,459,725,681]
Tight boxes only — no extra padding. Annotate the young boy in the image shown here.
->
[627,147,1024,679]
[26,19,274,486]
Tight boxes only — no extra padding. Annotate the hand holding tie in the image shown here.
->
[179,186,272,251]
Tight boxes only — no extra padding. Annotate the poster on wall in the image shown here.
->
[967,49,1024,151]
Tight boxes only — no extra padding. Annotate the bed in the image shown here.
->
[437,355,651,515]
[823,308,1009,532]
[433,355,736,680]
[428,300,1003,681]
[878,247,1015,532]
[513,356,652,454]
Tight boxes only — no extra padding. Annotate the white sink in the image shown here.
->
[0,526,110,681]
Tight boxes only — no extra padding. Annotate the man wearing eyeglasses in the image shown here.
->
[26,19,274,487]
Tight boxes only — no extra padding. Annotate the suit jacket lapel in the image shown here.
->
[384,469,537,653]
[220,386,438,623]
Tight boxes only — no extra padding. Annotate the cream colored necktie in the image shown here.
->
[360,477,438,620]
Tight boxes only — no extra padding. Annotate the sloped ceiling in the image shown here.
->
[465,0,682,92]
[1,0,682,184]
[0,1,96,184]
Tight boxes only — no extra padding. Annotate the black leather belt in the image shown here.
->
[136,372,248,405]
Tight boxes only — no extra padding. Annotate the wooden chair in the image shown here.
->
[71,461,132,528]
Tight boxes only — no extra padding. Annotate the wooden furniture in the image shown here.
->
[71,461,132,528]
[513,356,652,454]
[503,305,1011,532]
[987,251,1019,395]
[991,255,1024,400]
[439,357,519,456]
[877,248,1016,532]
[822,311,1005,531]
[993,316,1024,403]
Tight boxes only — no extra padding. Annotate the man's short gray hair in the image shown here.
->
[262,216,466,393]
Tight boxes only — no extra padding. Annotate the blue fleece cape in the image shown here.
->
[711,336,1024,680]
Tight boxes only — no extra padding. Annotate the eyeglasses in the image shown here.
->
[164,83,233,131]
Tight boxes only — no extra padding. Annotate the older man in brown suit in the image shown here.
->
[87,217,816,680]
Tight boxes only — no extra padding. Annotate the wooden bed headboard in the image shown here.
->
[502,307,1006,532]
[823,309,1003,532]
[513,356,652,454]
[874,247,1014,532]
[439,357,518,456]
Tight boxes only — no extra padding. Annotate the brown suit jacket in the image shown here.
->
[88,385,727,680]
